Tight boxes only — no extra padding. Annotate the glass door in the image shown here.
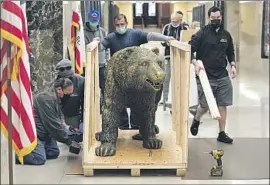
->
[133,2,157,27]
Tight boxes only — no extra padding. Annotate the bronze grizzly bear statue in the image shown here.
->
[95,46,165,157]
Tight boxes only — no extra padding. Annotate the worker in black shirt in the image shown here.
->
[189,6,237,144]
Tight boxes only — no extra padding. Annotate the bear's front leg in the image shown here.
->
[137,108,163,149]
[95,106,120,157]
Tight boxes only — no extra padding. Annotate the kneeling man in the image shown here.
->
[17,78,78,165]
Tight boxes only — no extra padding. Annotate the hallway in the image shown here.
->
[14,29,269,183]
[4,1,268,184]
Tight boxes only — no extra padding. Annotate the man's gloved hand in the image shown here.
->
[167,36,175,40]
[78,123,83,133]
[69,140,82,155]
[69,125,79,133]
[166,36,176,46]
[61,122,67,129]
[65,125,76,135]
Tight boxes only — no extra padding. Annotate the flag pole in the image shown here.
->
[7,41,14,185]
[74,26,76,72]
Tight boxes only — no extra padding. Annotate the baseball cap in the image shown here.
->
[88,10,100,22]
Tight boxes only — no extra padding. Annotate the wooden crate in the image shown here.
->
[82,40,191,177]
[180,29,197,43]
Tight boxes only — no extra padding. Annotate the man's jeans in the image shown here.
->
[163,58,171,102]
[19,138,60,165]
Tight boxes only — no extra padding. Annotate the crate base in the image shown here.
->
[83,168,186,177]
[83,130,187,177]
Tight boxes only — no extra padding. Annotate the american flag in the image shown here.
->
[0,0,37,164]
[70,1,86,74]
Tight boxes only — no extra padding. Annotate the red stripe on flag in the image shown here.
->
[19,62,35,142]
[0,107,23,149]
[19,59,32,104]
[3,1,30,53]
[72,11,80,24]
[0,67,8,91]
[2,76,35,144]
[0,40,8,65]
[0,20,23,40]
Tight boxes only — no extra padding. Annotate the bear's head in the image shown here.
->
[111,47,165,92]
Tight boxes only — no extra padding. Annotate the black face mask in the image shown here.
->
[61,94,71,102]
[210,19,222,29]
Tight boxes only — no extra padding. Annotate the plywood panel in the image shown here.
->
[84,130,186,175]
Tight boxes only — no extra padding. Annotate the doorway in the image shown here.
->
[133,2,158,28]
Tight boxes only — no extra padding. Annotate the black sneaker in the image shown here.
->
[217,131,233,144]
[190,119,200,136]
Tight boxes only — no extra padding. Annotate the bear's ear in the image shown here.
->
[151,47,159,56]
[125,47,136,55]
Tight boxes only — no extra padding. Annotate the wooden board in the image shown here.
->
[197,61,221,120]
[180,29,197,42]
[83,130,187,177]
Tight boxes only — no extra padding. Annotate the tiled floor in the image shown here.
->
[13,29,269,184]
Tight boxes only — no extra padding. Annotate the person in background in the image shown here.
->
[95,13,175,138]
[16,78,78,165]
[189,6,236,144]
[161,12,188,105]
[84,10,109,111]
[55,59,85,142]
[176,10,190,29]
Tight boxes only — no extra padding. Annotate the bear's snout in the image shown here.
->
[150,63,165,83]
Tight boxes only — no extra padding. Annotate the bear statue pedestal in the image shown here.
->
[82,41,190,177]
[83,130,186,177]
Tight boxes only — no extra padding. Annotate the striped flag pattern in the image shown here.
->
[0,0,37,163]
[70,1,85,74]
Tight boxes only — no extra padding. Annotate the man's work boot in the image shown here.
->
[190,118,200,136]
[217,131,233,144]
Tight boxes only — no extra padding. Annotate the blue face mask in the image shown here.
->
[116,27,127,35]
[89,21,99,28]
[171,23,180,28]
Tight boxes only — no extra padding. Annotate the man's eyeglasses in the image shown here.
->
[57,66,72,72]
